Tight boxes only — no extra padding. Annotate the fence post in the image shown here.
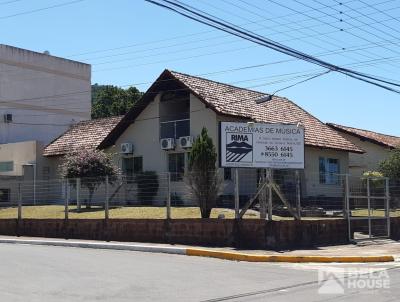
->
[76,178,81,211]
[295,170,301,220]
[367,177,372,239]
[64,179,69,221]
[267,169,273,221]
[17,182,22,222]
[260,169,267,220]
[234,168,240,219]
[345,174,352,241]
[166,172,171,219]
[105,175,109,220]
[385,177,391,238]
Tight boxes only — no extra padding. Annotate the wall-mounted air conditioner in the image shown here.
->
[179,136,194,148]
[121,143,134,154]
[160,138,175,150]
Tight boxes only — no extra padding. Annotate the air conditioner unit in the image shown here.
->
[160,138,175,150]
[3,114,12,123]
[121,143,134,154]
[179,136,194,148]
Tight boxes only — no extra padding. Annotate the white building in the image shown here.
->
[44,69,364,207]
[0,44,91,198]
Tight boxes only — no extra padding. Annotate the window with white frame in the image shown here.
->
[0,161,13,172]
[319,157,340,185]
[168,153,185,181]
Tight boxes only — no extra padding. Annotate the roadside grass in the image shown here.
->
[1,205,396,220]
[0,205,263,220]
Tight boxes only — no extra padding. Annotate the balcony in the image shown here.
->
[160,119,190,139]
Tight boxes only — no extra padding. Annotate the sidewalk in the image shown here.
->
[0,235,398,263]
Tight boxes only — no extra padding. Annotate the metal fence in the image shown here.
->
[0,170,398,223]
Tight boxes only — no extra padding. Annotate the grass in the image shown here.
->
[0,205,263,220]
[1,205,396,220]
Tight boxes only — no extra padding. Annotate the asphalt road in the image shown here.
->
[0,243,399,302]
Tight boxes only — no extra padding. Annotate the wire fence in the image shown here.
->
[0,170,399,222]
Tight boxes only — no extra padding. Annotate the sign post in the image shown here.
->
[220,122,305,220]
[220,122,305,169]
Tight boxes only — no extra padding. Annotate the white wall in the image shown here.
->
[0,44,91,145]
[336,132,391,177]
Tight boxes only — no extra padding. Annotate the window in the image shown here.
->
[122,157,143,181]
[122,157,134,180]
[0,189,10,202]
[224,168,232,181]
[319,157,340,185]
[133,156,143,174]
[0,161,13,172]
[168,153,185,181]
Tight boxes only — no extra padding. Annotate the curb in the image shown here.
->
[0,238,395,263]
[186,248,395,263]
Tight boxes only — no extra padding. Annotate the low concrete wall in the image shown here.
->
[0,218,352,249]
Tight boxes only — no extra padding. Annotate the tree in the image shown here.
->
[91,84,142,119]
[186,128,221,218]
[379,148,400,180]
[59,149,119,208]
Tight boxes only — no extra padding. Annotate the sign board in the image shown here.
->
[220,122,305,169]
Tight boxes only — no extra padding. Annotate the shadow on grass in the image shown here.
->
[68,206,123,213]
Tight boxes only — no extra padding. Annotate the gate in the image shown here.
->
[346,176,391,241]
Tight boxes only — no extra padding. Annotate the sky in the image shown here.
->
[1,0,399,135]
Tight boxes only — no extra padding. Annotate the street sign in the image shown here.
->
[220,122,305,169]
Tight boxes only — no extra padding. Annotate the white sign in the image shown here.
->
[220,122,305,169]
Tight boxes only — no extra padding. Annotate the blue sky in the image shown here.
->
[1,0,399,135]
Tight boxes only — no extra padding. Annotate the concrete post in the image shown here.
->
[260,169,267,220]
[105,175,109,220]
[76,178,81,211]
[17,183,22,221]
[367,177,372,239]
[345,174,352,241]
[166,172,171,219]
[295,170,301,220]
[267,169,273,221]
[385,177,391,238]
[234,168,240,219]
[64,179,69,220]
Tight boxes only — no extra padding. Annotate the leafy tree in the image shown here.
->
[186,128,221,218]
[91,84,142,119]
[379,148,400,180]
[59,149,119,208]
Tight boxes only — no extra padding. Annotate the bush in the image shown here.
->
[135,171,159,205]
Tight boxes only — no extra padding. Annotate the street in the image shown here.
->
[0,243,399,301]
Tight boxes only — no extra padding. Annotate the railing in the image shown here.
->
[160,119,190,139]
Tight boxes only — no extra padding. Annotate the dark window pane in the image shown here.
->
[168,153,185,181]
[134,157,143,174]
[175,119,190,138]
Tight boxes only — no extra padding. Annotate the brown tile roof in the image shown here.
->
[43,116,123,157]
[100,69,363,153]
[327,123,400,149]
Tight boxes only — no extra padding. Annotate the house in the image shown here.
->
[43,116,123,178]
[0,44,91,203]
[44,70,364,205]
[44,69,363,204]
[327,123,400,178]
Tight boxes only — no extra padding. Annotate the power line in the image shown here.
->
[0,0,23,5]
[0,0,87,20]
[145,0,400,94]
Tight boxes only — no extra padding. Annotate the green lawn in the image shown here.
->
[2,205,394,220]
[0,205,263,220]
